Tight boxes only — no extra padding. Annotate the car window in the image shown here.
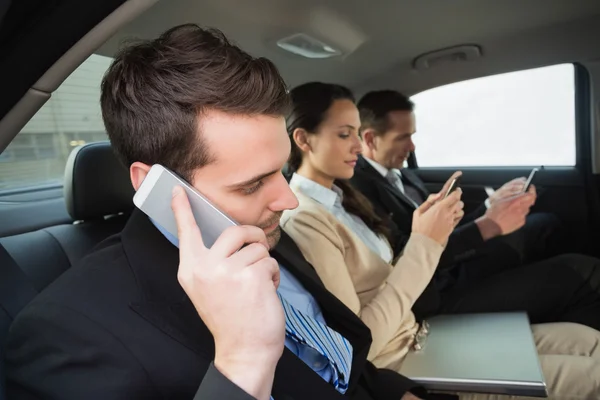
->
[410,64,576,167]
[0,54,113,191]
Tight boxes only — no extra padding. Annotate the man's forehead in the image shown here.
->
[388,110,415,134]
[197,110,289,179]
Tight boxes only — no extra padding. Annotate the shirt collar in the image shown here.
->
[363,157,403,179]
[363,156,389,178]
[289,173,342,212]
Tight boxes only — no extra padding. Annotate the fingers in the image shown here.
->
[499,178,526,195]
[172,186,206,251]
[454,209,465,221]
[502,193,534,217]
[417,192,442,213]
[507,177,526,187]
[227,242,270,269]
[518,192,536,206]
[440,171,463,195]
[211,225,269,258]
[438,188,462,208]
[250,257,281,290]
[528,184,537,197]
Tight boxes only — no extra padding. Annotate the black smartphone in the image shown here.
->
[444,176,462,198]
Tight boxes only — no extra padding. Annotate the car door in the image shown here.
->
[406,63,599,256]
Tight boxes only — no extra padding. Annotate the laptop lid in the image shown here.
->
[399,312,547,397]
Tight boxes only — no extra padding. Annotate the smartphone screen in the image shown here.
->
[522,168,539,193]
[133,164,237,248]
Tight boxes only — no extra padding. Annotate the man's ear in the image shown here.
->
[130,162,151,191]
[292,128,312,153]
[361,129,378,150]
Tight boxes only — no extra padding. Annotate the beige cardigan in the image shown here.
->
[280,188,444,372]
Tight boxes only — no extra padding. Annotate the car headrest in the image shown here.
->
[63,141,134,221]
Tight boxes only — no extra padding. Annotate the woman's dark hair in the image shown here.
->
[286,82,391,240]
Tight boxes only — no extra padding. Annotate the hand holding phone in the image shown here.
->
[412,190,464,246]
[171,186,285,400]
[441,171,463,199]
[134,164,238,248]
[522,168,538,193]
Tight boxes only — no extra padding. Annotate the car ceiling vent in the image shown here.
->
[277,33,342,59]
[413,44,482,71]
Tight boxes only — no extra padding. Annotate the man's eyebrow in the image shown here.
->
[226,168,280,189]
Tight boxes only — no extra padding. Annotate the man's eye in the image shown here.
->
[242,180,264,195]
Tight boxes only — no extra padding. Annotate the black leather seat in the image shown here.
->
[0,141,134,346]
[0,141,133,400]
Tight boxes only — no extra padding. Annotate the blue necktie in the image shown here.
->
[278,293,353,394]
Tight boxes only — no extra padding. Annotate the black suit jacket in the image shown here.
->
[6,210,454,400]
[351,156,486,269]
[196,363,259,400]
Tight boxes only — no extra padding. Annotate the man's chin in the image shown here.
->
[266,226,282,249]
[393,158,408,169]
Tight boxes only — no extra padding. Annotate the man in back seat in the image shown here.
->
[5,24,451,400]
[351,90,600,330]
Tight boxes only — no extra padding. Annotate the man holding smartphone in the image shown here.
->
[350,90,600,331]
[5,25,451,400]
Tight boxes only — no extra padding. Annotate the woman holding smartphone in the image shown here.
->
[280,82,600,400]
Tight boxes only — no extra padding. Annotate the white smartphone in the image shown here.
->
[522,168,539,193]
[133,164,237,248]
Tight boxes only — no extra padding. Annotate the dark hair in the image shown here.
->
[358,90,414,135]
[286,82,390,240]
[101,24,290,182]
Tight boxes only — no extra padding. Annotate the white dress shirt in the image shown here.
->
[363,157,420,207]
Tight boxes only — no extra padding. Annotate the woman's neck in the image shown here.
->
[295,165,335,190]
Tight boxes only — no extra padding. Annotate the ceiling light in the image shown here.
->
[276,33,342,59]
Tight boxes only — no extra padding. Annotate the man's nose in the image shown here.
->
[270,174,299,212]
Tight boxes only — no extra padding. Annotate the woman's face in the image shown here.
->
[302,99,362,181]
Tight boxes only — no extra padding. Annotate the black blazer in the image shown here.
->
[6,210,453,400]
[351,156,485,269]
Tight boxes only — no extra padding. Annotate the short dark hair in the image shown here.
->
[357,90,414,135]
[101,24,290,182]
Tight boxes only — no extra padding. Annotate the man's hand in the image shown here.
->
[489,177,537,206]
[172,186,285,400]
[412,189,464,247]
[476,192,535,240]
[440,171,463,198]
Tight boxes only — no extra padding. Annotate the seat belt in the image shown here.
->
[0,244,38,320]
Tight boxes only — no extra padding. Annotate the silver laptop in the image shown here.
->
[399,312,547,397]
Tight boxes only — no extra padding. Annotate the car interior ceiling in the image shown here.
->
[3,0,600,398]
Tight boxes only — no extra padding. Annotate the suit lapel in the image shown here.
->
[356,156,418,210]
[123,210,215,357]
[400,168,429,200]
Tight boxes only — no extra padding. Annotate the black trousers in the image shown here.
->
[424,213,600,331]
[440,253,600,331]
